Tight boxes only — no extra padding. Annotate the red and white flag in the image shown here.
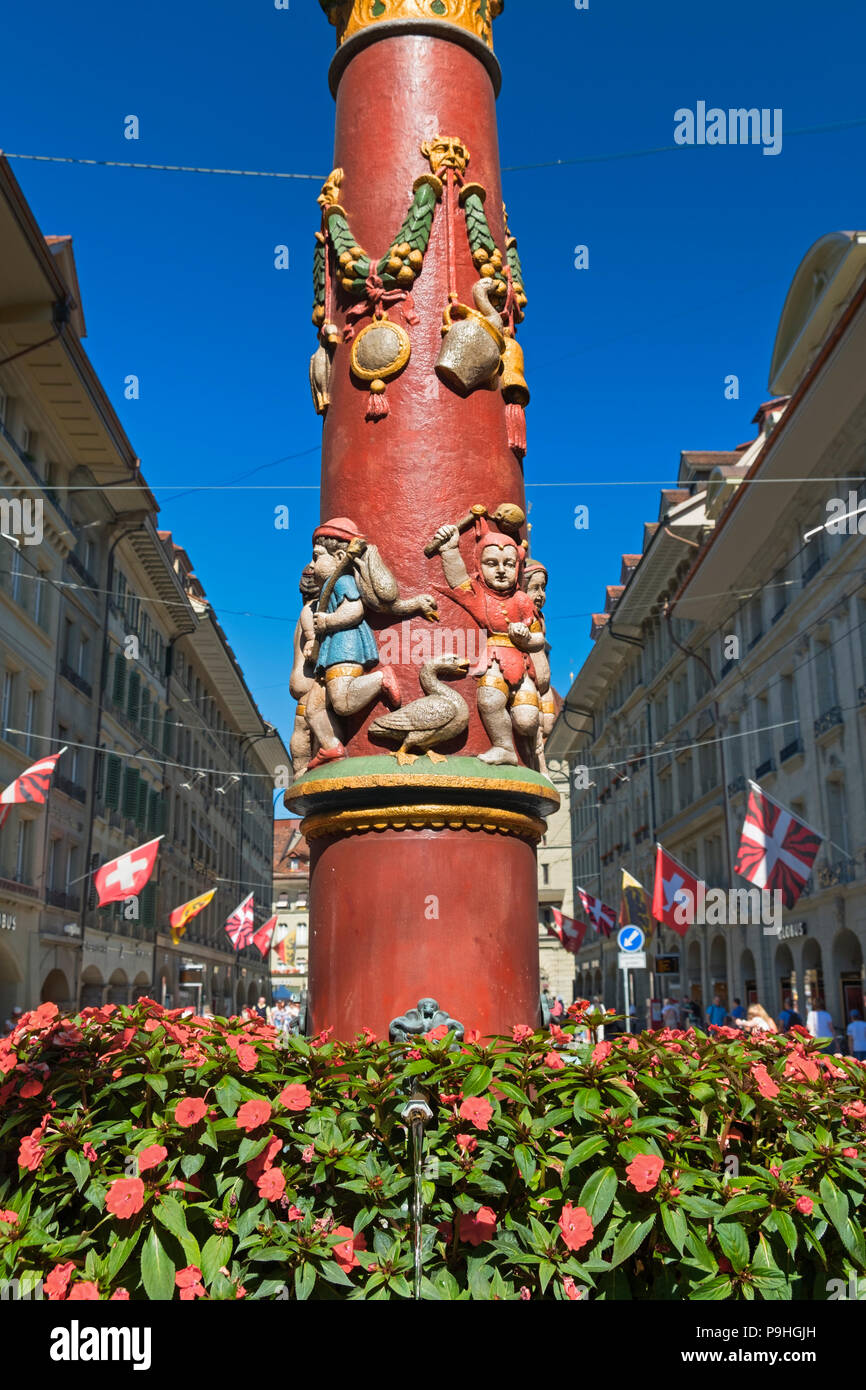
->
[225,892,255,949]
[94,836,162,908]
[550,907,587,954]
[576,886,616,938]
[652,843,700,938]
[251,913,278,959]
[735,781,822,908]
[0,747,67,826]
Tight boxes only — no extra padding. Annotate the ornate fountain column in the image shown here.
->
[285,0,558,1039]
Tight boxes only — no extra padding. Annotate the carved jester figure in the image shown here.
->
[430,514,544,765]
[298,516,438,772]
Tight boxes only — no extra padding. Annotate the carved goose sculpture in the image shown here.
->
[369,653,470,764]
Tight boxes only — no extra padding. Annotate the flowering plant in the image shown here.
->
[0,1000,864,1300]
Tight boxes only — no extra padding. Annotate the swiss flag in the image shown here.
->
[551,908,587,954]
[576,886,616,938]
[94,836,162,907]
[652,843,700,938]
[735,781,822,909]
[251,914,278,959]
[225,893,255,949]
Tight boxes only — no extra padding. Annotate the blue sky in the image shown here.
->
[2,0,864,763]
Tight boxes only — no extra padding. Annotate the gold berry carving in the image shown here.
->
[302,802,545,843]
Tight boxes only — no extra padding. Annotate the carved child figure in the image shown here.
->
[430,517,544,766]
[289,563,341,777]
[523,559,555,773]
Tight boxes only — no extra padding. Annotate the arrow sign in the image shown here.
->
[617,924,645,953]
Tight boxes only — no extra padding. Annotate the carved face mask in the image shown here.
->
[421,136,470,177]
[479,543,519,594]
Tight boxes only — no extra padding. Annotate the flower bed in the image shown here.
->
[0,999,864,1300]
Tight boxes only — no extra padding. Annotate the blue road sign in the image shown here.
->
[617,924,645,953]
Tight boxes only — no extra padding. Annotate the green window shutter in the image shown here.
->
[163,715,174,758]
[127,672,140,722]
[122,767,139,819]
[137,778,149,828]
[112,654,126,705]
[155,796,167,834]
[140,883,155,929]
[140,689,151,740]
[147,787,158,834]
[95,749,106,801]
[105,755,121,810]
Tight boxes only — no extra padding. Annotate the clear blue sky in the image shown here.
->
[2,0,864,752]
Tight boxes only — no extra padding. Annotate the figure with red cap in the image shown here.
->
[301,517,438,772]
[523,558,555,774]
[430,513,544,766]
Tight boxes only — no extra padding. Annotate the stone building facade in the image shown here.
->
[547,231,866,1038]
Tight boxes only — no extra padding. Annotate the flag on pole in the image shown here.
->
[225,893,255,949]
[251,914,278,959]
[652,843,699,938]
[94,836,162,908]
[620,868,652,939]
[550,907,587,954]
[576,886,616,938]
[735,781,823,908]
[169,888,216,945]
[0,747,67,827]
[276,932,291,966]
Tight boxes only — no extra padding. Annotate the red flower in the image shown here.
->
[19,1078,43,1098]
[464,1028,481,1044]
[785,1051,820,1084]
[137,1144,167,1173]
[457,1206,497,1247]
[424,1024,450,1041]
[626,1153,665,1192]
[257,1167,286,1202]
[545,1050,566,1070]
[751,1063,779,1099]
[332,1226,368,1272]
[360,1027,377,1044]
[105,1177,145,1219]
[68,1281,100,1300]
[562,1276,583,1301]
[0,1209,18,1226]
[301,1144,315,1164]
[842,1147,859,1159]
[796,1196,814,1215]
[770,1165,781,1177]
[110,1288,130,1300]
[213,1217,231,1232]
[310,1027,334,1049]
[844,1101,866,1121]
[286,1204,303,1222]
[45,1261,75,1300]
[458,1096,493,1131]
[549,1023,568,1043]
[174,1097,207,1128]
[405,1049,422,1060]
[176,1265,204,1288]
[512,1024,533,1043]
[592,1040,612,1066]
[519,1286,531,1300]
[236,1044,258,1073]
[558,1202,594,1252]
[17,1131,46,1172]
[236,1099,272,1132]
[439,1092,459,1105]
[246,1134,282,1183]
[455,1133,477,1154]
[279,1083,311,1112]
[82,1143,98,1163]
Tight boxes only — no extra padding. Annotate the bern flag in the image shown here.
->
[735,781,822,909]
[0,747,67,826]
[225,893,255,949]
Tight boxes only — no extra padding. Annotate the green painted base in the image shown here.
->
[283,754,560,819]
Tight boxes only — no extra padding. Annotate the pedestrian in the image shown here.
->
[661,996,679,1029]
[777,995,803,1033]
[735,1002,777,1034]
[706,994,727,1028]
[846,1010,866,1061]
[253,995,269,1022]
[730,997,746,1021]
[805,997,835,1047]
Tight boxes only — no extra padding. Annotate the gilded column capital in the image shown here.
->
[320,0,504,51]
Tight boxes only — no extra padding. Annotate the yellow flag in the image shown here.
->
[620,869,652,940]
[169,888,216,945]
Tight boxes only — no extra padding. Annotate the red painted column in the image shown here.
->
[287,4,556,1040]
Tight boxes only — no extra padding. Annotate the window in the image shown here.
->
[65,845,78,892]
[780,673,799,746]
[112,653,126,705]
[815,639,838,712]
[47,839,60,891]
[756,693,772,766]
[1,671,15,741]
[541,862,550,886]
[15,819,32,883]
[77,633,89,681]
[10,547,23,603]
[24,689,38,755]
[105,755,122,809]
[33,569,45,627]
[826,780,849,858]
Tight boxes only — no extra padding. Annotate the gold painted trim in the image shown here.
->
[325,662,364,682]
[350,316,412,384]
[285,768,560,807]
[302,802,545,843]
[322,1,503,51]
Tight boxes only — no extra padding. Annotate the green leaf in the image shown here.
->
[462,1065,492,1098]
[145,1072,167,1101]
[319,1258,355,1288]
[684,1231,718,1274]
[772,1210,798,1258]
[716,1221,750,1273]
[819,1175,850,1245]
[200,1233,233,1287]
[181,1153,205,1180]
[514,1144,536,1185]
[64,1149,91,1192]
[107,1228,142,1282]
[214,1075,243,1117]
[295,1262,315,1300]
[140,1228,176,1301]
[573,1087,602,1119]
[577,1166,617,1226]
[690,1274,733,1300]
[563,1135,607,1175]
[154,1196,200,1265]
[610,1215,655,1267]
[661,1204,688,1254]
